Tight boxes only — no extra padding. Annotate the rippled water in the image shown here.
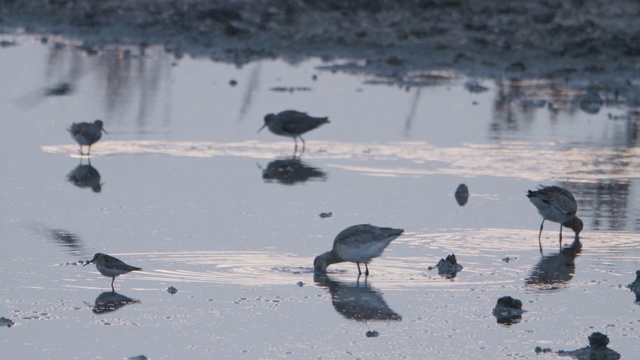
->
[1,36,639,359]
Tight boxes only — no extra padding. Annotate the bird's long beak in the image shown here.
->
[257,123,267,133]
[101,128,108,134]
[83,260,93,267]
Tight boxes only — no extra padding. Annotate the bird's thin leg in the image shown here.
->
[365,264,370,277]
[293,138,298,154]
[356,262,362,275]
[87,145,92,156]
[559,223,563,248]
[300,136,306,153]
[111,277,115,292]
[538,219,545,254]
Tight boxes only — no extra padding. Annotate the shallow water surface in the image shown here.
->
[1,37,639,359]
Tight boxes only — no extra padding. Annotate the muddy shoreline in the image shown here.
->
[2,0,639,106]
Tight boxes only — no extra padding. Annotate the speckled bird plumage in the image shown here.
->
[84,253,141,290]
[527,185,583,250]
[314,224,404,276]
[258,110,329,152]
[68,119,107,155]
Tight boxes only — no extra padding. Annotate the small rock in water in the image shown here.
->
[506,61,526,72]
[502,257,516,263]
[579,91,603,114]
[556,332,620,360]
[365,330,379,338]
[229,79,238,86]
[454,184,469,206]
[534,346,552,354]
[0,317,15,328]
[588,332,610,349]
[319,212,333,218]
[429,254,463,278]
[167,286,178,295]
[296,281,304,287]
[626,270,640,293]
[128,356,148,360]
[464,81,488,93]
[492,296,525,325]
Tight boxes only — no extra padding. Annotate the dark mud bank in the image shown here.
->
[2,0,640,107]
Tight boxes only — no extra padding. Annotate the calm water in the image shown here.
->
[1,36,639,359]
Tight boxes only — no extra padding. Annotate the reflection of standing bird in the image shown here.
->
[68,119,107,155]
[314,273,402,322]
[67,160,102,192]
[314,224,403,276]
[527,185,583,251]
[260,157,327,185]
[258,110,329,152]
[84,253,141,291]
[525,239,582,290]
[91,291,140,314]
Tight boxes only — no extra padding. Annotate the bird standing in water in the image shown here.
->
[527,185,583,252]
[314,224,404,276]
[258,110,329,153]
[68,119,107,155]
[84,253,141,291]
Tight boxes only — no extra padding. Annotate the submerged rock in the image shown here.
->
[167,286,178,295]
[365,330,379,338]
[128,355,148,360]
[492,296,525,325]
[0,317,15,328]
[626,270,640,293]
[464,81,488,93]
[579,91,603,114]
[429,254,463,278]
[319,212,333,218]
[556,332,621,359]
[454,184,469,206]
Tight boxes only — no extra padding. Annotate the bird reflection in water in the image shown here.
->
[313,273,402,322]
[47,228,83,256]
[525,240,582,291]
[90,291,140,314]
[259,157,327,185]
[67,159,103,193]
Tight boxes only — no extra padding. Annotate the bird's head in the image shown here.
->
[258,114,276,133]
[563,217,583,239]
[94,120,108,134]
[84,253,105,266]
[313,255,329,273]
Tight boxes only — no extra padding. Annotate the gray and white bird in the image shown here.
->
[68,119,107,155]
[84,253,141,291]
[527,185,583,251]
[258,110,329,152]
[314,224,404,276]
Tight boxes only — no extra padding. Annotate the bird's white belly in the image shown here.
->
[530,197,573,224]
[96,263,128,277]
[338,241,389,263]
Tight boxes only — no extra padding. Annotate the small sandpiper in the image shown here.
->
[314,224,404,276]
[527,185,583,252]
[68,119,107,155]
[84,253,141,291]
[258,110,329,153]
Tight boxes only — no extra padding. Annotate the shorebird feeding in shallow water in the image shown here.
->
[258,110,329,153]
[84,253,141,291]
[68,119,107,155]
[314,224,404,276]
[527,185,583,252]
